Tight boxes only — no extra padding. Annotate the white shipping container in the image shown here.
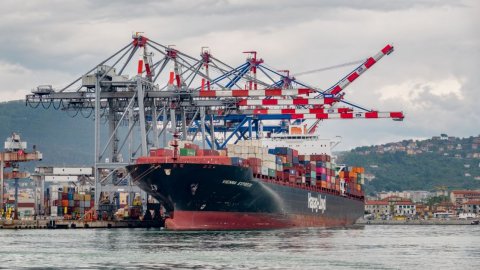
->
[270,161,276,169]
[52,167,93,176]
[266,161,275,170]
[241,146,248,154]
[50,206,58,217]
[261,167,269,176]
[49,184,61,192]
[45,175,79,182]
[51,191,59,202]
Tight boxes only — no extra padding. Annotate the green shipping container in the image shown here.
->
[180,148,196,156]
[268,169,276,177]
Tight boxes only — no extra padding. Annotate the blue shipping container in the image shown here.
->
[273,147,289,155]
[230,157,243,166]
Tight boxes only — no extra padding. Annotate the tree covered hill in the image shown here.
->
[0,100,94,170]
[338,135,480,195]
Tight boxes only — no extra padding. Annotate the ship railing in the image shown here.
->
[258,174,354,198]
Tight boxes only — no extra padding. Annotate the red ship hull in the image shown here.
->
[166,210,353,230]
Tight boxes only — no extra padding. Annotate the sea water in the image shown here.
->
[1,225,479,269]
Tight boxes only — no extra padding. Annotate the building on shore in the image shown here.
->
[450,190,480,206]
[365,200,389,219]
[462,200,480,214]
[377,190,433,203]
[365,196,416,220]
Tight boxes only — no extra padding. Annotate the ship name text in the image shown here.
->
[222,179,253,188]
[308,193,326,213]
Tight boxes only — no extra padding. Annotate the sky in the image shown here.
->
[0,0,478,150]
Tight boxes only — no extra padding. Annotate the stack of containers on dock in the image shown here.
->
[45,185,94,218]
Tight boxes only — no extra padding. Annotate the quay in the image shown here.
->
[0,219,164,229]
[356,219,477,225]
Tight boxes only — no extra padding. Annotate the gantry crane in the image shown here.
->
[25,34,403,210]
[1,133,42,219]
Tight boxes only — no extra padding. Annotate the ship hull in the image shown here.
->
[127,162,364,230]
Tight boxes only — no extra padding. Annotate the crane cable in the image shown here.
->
[292,59,365,77]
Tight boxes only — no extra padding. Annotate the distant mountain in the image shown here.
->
[338,135,480,195]
[0,100,94,170]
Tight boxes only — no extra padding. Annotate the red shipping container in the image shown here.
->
[292,149,299,157]
[184,143,200,151]
[309,155,328,162]
[150,148,173,157]
[205,149,219,156]
[247,157,262,167]
[197,149,220,156]
[288,175,296,183]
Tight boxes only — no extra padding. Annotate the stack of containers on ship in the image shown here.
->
[339,167,365,196]
[148,139,364,197]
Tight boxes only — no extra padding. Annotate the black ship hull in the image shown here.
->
[127,162,364,230]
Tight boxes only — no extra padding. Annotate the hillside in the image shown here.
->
[0,100,94,170]
[3,100,480,193]
[338,135,480,195]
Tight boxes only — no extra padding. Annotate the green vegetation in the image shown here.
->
[338,136,480,194]
[426,195,450,206]
[0,100,94,169]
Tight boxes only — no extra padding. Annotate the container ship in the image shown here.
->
[127,125,365,230]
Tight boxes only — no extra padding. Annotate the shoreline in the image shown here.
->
[356,219,478,225]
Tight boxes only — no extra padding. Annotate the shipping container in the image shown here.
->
[268,168,276,177]
[179,148,196,156]
[52,167,93,175]
[149,148,173,157]
[230,157,244,166]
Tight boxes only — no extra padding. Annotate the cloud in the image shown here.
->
[0,61,72,101]
[0,0,478,149]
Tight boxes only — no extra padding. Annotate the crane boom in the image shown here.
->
[326,44,394,96]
